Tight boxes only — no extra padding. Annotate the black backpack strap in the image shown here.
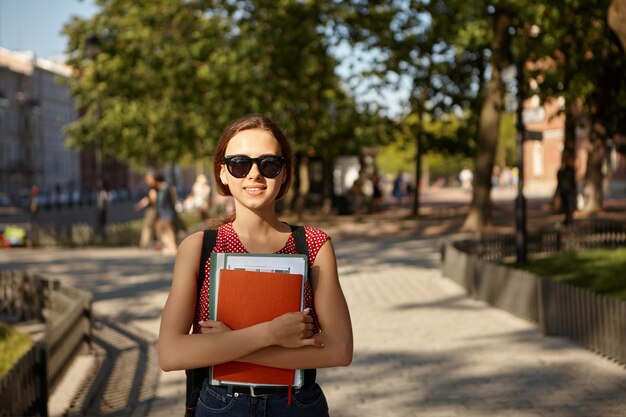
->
[289,224,317,387]
[185,229,217,417]
[290,224,308,257]
[197,229,218,299]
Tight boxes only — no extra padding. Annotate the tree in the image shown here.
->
[63,0,235,168]
[63,0,366,214]
[609,0,626,49]
[335,0,481,216]
[218,0,361,213]
[334,1,626,226]
[520,0,626,213]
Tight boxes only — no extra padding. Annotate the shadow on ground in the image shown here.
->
[67,317,159,417]
[319,334,626,417]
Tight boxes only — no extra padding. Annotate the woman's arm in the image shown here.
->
[148,188,157,204]
[237,239,353,369]
[157,232,321,372]
[133,196,149,211]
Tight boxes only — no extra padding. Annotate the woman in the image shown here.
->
[154,174,178,255]
[133,171,158,249]
[158,114,353,416]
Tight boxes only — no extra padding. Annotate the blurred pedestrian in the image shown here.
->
[491,165,501,189]
[348,176,365,214]
[134,171,158,248]
[557,156,577,225]
[29,185,39,216]
[29,184,40,247]
[371,171,383,209]
[392,171,405,204]
[95,183,111,242]
[154,174,178,255]
[459,167,473,194]
[191,174,211,224]
[501,167,512,189]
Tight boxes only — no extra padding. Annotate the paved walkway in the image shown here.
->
[2,198,626,416]
[321,235,626,417]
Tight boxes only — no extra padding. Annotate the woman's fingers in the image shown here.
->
[198,320,231,334]
[199,312,320,348]
[268,310,323,348]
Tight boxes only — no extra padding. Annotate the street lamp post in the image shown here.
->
[515,59,527,264]
[86,35,107,241]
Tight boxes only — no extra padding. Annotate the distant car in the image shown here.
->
[36,193,47,210]
[0,224,27,247]
[0,194,24,216]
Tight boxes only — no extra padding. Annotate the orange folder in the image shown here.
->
[211,268,303,386]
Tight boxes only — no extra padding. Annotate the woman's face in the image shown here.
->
[220,128,286,211]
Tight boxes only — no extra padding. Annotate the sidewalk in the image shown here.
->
[320,235,626,417]
[2,192,625,416]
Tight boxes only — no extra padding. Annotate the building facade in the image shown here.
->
[0,47,80,205]
[522,94,626,197]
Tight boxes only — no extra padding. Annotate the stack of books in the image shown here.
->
[208,252,309,388]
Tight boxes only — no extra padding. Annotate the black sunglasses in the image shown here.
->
[223,155,285,178]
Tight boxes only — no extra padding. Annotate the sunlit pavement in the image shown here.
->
[2,188,626,416]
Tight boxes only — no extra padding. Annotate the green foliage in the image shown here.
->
[376,141,472,185]
[60,0,626,183]
[0,322,32,377]
[62,0,364,169]
[428,153,473,184]
[63,0,225,167]
[376,140,415,175]
[511,247,626,300]
[519,0,626,138]
[334,0,495,194]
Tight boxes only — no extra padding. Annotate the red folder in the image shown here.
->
[212,269,303,385]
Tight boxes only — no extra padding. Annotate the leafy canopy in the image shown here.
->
[62,0,364,168]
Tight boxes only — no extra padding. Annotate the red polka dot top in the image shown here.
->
[192,223,330,334]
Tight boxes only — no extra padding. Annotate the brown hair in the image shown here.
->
[213,114,293,200]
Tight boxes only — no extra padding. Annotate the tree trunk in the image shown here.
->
[552,99,583,211]
[462,6,511,231]
[581,120,606,213]
[412,137,422,217]
[411,88,428,217]
[609,0,626,50]
[321,158,334,214]
[294,153,310,219]
[462,77,502,231]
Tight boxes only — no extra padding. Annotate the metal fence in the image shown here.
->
[461,219,626,261]
[0,271,92,416]
[0,341,47,417]
[441,220,626,367]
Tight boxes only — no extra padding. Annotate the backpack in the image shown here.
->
[184,225,312,417]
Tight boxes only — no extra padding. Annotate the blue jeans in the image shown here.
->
[195,379,330,417]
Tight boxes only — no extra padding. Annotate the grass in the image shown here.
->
[0,322,33,377]
[511,247,626,300]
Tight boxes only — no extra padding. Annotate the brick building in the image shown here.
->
[522,94,626,197]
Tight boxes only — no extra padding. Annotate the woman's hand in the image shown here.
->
[267,308,323,348]
[199,320,232,334]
